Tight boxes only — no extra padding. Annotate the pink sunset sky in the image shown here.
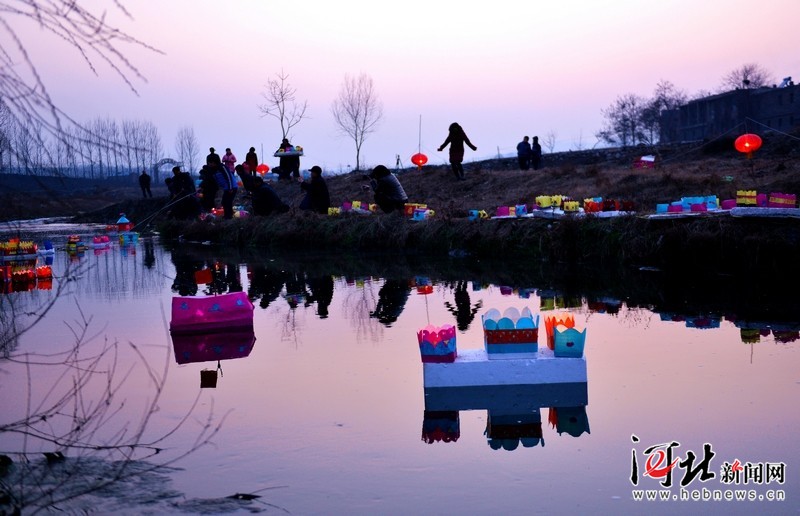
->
[16,0,800,173]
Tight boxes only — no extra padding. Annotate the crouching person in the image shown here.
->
[251,175,290,216]
[366,165,408,214]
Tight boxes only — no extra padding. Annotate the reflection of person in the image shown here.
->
[143,239,155,269]
[306,275,334,318]
[299,165,331,214]
[139,169,152,198]
[437,122,477,180]
[250,175,289,216]
[444,280,483,331]
[365,165,408,214]
[205,261,242,295]
[530,135,542,170]
[170,252,202,296]
[371,278,411,326]
[248,266,287,309]
[516,136,531,171]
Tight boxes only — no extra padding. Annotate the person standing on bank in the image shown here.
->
[530,135,543,171]
[222,148,237,174]
[214,163,238,219]
[437,122,477,180]
[516,136,531,170]
[206,147,222,168]
[298,165,331,214]
[139,169,152,198]
[245,147,258,176]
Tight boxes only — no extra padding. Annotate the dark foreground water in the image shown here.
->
[1,224,799,515]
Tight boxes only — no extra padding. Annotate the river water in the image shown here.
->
[1,224,798,515]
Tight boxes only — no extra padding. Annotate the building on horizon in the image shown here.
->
[660,78,800,143]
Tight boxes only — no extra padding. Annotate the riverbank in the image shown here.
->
[4,139,799,276]
[154,211,800,278]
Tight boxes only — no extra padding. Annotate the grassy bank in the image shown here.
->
[5,138,798,276]
[156,211,800,277]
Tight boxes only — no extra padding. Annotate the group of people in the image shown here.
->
[516,135,543,171]
[161,143,332,221]
[158,121,493,220]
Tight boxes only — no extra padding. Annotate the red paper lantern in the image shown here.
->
[411,153,428,169]
[734,134,762,156]
[256,163,269,175]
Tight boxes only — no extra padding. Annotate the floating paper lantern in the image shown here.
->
[734,134,762,158]
[256,163,269,175]
[411,152,428,169]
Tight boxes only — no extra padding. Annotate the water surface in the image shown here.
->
[1,227,798,514]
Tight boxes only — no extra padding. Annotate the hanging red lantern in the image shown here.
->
[734,134,762,158]
[256,163,269,175]
[411,153,428,169]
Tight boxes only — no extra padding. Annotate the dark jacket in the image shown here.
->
[206,151,221,167]
[246,150,258,171]
[370,172,407,203]
[252,183,289,216]
[299,176,331,214]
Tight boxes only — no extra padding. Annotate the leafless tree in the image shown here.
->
[0,1,160,170]
[0,264,226,514]
[543,130,557,154]
[175,125,200,174]
[596,93,647,147]
[637,80,688,145]
[572,130,585,151]
[720,63,774,91]
[331,73,383,171]
[258,70,308,141]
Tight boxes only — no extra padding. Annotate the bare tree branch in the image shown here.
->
[331,73,383,171]
[258,70,308,140]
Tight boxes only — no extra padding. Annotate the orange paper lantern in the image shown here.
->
[411,153,428,169]
[256,163,269,175]
[734,134,762,157]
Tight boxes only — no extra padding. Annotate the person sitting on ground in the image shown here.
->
[298,165,331,214]
[250,175,290,216]
[364,165,408,214]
